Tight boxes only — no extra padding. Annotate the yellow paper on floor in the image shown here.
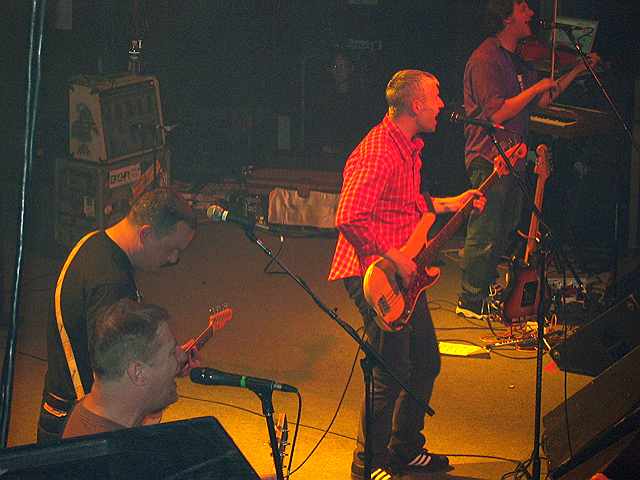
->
[438,341,489,357]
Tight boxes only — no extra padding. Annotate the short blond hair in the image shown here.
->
[386,69,438,116]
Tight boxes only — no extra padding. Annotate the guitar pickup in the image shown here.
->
[378,297,390,315]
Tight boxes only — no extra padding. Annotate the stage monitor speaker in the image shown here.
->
[0,416,260,479]
[550,295,640,376]
[542,345,640,480]
[69,73,165,164]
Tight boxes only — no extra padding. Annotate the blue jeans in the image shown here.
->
[344,276,441,466]
[460,158,524,300]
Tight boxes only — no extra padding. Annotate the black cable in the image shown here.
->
[436,325,497,331]
[490,350,539,360]
[561,295,573,461]
[179,326,364,477]
[178,394,265,419]
[263,235,287,275]
[285,391,302,479]
[287,337,361,476]
[17,351,47,363]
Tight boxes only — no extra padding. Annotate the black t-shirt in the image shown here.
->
[44,231,138,403]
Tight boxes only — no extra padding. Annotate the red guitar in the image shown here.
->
[363,142,529,332]
[502,145,552,323]
[182,304,233,367]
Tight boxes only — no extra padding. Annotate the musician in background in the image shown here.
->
[307,47,377,170]
[329,69,486,479]
[456,0,599,319]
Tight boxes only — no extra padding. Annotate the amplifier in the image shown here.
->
[543,346,640,479]
[69,73,165,163]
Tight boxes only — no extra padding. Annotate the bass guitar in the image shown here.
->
[363,142,528,332]
[502,144,552,323]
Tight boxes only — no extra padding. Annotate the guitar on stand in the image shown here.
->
[502,145,552,325]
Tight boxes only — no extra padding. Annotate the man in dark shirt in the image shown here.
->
[457,0,599,319]
[38,187,197,444]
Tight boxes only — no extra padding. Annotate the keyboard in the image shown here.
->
[530,103,613,138]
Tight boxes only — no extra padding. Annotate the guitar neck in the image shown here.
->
[191,327,214,353]
[524,177,547,264]
[415,168,501,268]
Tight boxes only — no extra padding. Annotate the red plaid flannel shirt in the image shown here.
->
[328,114,431,281]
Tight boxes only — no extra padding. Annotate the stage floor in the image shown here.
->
[2,219,610,479]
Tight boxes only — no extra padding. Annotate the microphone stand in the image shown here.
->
[488,130,582,480]
[254,388,285,480]
[242,228,435,480]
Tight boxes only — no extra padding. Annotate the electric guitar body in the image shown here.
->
[503,258,550,323]
[363,212,441,332]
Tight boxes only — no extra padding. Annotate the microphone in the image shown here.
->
[448,111,506,131]
[206,204,261,230]
[537,19,590,31]
[190,367,298,393]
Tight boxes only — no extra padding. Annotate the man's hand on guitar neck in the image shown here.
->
[383,247,417,289]
[178,339,202,377]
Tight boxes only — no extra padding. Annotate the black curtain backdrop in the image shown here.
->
[3,0,639,247]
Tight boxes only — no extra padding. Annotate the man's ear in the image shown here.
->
[411,98,422,116]
[126,360,147,386]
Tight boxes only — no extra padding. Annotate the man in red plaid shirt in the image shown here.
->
[329,70,486,479]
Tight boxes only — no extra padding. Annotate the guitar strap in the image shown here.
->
[423,192,436,213]
[54,230,101,401]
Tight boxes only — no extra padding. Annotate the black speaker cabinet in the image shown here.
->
[543,346,640,479]
[550,295,640,376]
[0,416,260,479]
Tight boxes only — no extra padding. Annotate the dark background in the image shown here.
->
[2,0,640,254]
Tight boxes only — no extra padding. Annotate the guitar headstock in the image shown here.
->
[534,144,552,182]
[494,141,528,176]
[208,303,233,332]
